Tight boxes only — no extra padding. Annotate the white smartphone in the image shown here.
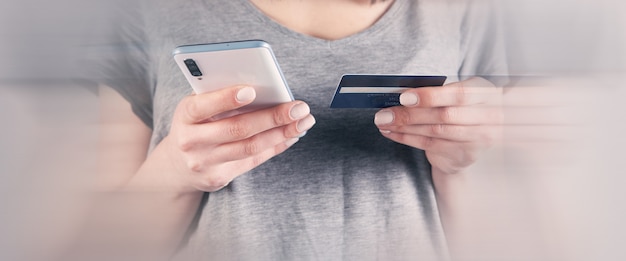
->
[173,40,294,114]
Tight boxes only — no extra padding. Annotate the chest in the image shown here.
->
[144,0,465,146]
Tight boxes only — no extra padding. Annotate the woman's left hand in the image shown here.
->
[375,77,503,175]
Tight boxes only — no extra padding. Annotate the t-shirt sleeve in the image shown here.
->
[90,2,154,129]
[458,0,509,87]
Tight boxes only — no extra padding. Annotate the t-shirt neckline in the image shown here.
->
[237,0,406,47]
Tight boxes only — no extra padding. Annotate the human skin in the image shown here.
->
[375,77,503,256]
[91,0,501,258]
[375,77,502,176]
[137,86,316,193]
[93,85,315,259]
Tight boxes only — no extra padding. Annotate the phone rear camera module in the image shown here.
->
[184,59,203,77]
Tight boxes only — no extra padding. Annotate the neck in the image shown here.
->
[249,0,395,41]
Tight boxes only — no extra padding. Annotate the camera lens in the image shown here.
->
[183,59,202,77]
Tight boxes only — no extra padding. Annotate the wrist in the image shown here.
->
[127,137,199,197]
[431,166,469,195]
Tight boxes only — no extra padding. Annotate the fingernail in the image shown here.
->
[285,138,299,147]
[400,92,419,106]
[289,103,310,120]
[297,115,316,133]
[236,87,256,103]
[374,110,394,126]
[379,130,391,134]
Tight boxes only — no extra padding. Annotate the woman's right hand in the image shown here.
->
[156,85,315,193]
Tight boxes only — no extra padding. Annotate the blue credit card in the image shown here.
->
[329,75,447,108]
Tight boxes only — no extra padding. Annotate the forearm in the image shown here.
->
[80,84,311,259]
[124,141,204,250]
[71,142,203,260]
[432,167,477,260]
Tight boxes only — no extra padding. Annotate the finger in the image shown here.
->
[207,115,315,163]
[380,132,483,172]
[181,102,313,148]
[400,77,501,108]
[380,132,484,152]
[232,137,300,172]
[374,106,503,126]
[179,85,257,124]
[380,124,501,143]
[211,137,301,190]
[211,101,311,142]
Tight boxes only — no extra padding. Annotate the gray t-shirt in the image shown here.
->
[97,0,506,260]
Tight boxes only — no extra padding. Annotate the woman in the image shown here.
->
[98,0,506,259]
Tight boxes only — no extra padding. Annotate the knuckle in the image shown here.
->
[275,141,289,154]
[396,109,411,126]
[186,158,203,173]
[178,137,195,152]
[446,165,463,175]
[458,149,478,167]
[251,153,270,168]
[227,120,250,139]
[272,107,288,126]
[204,174,229,189]
[430,124,446,136]
[439,107,457,123]
[283,124,298,139]
[252,155,264,168]
[242,138,260,156]
[184,97,201,121]
[421,136,436,150]
[428,154,460,174]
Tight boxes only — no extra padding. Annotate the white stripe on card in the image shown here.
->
[338,87,411,94]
